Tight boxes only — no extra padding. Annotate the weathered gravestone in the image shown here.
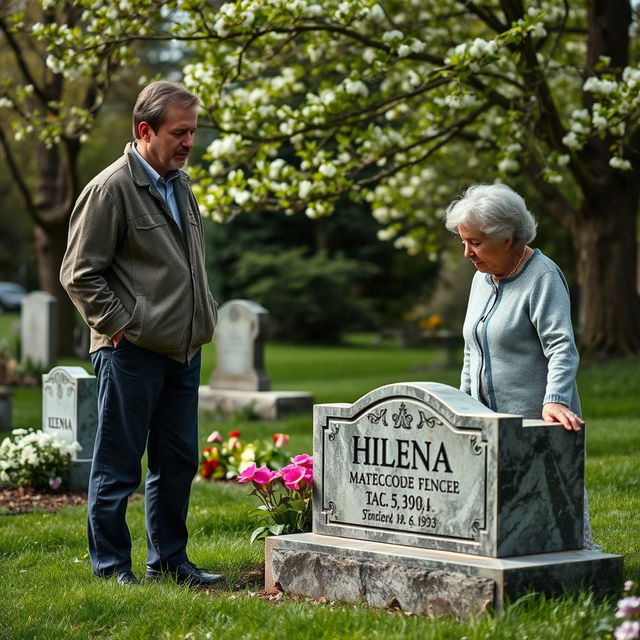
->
[21,291,57,370]
[42,366,97,491]
[210,299,270,391]
[265,382,623,617]
[199,299,312,420]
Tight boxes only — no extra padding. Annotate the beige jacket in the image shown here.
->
[60,143,217,363]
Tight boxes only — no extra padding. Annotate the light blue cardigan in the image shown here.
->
[461,249,581,418]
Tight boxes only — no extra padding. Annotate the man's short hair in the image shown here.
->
[132,81,199,139]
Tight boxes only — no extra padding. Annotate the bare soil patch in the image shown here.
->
[0,486,87,515]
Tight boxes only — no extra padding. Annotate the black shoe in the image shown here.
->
[146,561,224,587]
[115,570,140,586]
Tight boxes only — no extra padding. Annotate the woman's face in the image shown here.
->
[458,224,512,275]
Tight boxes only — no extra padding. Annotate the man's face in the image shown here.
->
[137,104,198,177]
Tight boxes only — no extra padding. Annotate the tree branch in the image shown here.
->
[0,125,37,223]
[0,17,54,114]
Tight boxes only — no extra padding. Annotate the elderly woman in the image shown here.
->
[445,183,597,549]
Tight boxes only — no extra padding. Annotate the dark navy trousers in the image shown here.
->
[88,338,201,576]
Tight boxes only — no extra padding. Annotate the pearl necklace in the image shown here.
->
[504,246,527,278]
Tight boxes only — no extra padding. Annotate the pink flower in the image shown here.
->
[302,466,313,483]
[291,454,313,468]
[237,463,257,483]
[207,430,223,443]
[625,581,636,592]
[280,464,307,490]
[616,597,640,618]
[272,433,290,448]
[49,476,62,490]
[253,466,279,486]
[615,621,640,640]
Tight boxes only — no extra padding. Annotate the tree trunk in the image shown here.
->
[34,141,78,359]
[572,180,640,354]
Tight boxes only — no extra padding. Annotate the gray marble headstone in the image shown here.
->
[313,382,584,558]
[266,381,622,615]
[210,299,270,391]
[42,366,97,490]
[21,291,57,369]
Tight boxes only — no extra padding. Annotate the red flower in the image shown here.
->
[229,430,241,438]
[201,459,219,479]
[272,433,290,448]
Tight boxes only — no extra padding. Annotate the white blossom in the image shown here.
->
[319,163,337,177]
[609,156,632,171]
[583,77,618,95]
[298,180,313,199]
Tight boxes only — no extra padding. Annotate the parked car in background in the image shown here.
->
[0,282,27,312]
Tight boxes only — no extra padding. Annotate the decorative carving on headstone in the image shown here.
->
[313,382,585,558]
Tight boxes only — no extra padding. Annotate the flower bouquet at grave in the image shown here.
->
[612,580,640,640]
[0,428,81,490]
[199,430,291,481]
[237,454,313,543]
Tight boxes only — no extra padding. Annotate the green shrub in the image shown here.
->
[232,248,378,342]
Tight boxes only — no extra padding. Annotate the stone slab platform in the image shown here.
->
[198,386,313,420]
[265,533,623,617]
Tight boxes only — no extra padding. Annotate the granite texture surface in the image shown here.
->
[265,533,623,614]
[313,382,584,557]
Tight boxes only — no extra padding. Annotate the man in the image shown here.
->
[60,81,222,587]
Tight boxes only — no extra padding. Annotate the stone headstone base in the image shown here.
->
[265,533,623,617]
[198,386,313,420]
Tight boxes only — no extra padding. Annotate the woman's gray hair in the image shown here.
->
[132,81,199,139]
[444,184,537,247]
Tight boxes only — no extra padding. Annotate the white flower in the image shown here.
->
[302,4,323,17]
[344,79,369,98]
[319,163,337,177]
[583,77,618,95]
[609,156,632,171]
[298,180,313,199]
[498,158,520,173]
[363,48,377,64]
[368,4,385,21]
[382,30,403,42]
[562,131,582,150]
[377,227,397,241]
[397,44,411,58]
[529,23,547,38]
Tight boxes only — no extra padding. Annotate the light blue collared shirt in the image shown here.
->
[132,143,183,233]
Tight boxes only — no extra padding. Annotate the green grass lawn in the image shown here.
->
[0,315,638,638]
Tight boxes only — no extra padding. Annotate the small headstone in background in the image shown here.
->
[210,299,270,391]
[42,366,97,491]
[200,299,312,420]
[21,291,57,370]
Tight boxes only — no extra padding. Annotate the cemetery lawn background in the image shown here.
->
[0,313,638,639]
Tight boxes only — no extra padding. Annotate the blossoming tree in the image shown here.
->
[0,0,165,355]
[176,0,639,355]
[4,0,640,354]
